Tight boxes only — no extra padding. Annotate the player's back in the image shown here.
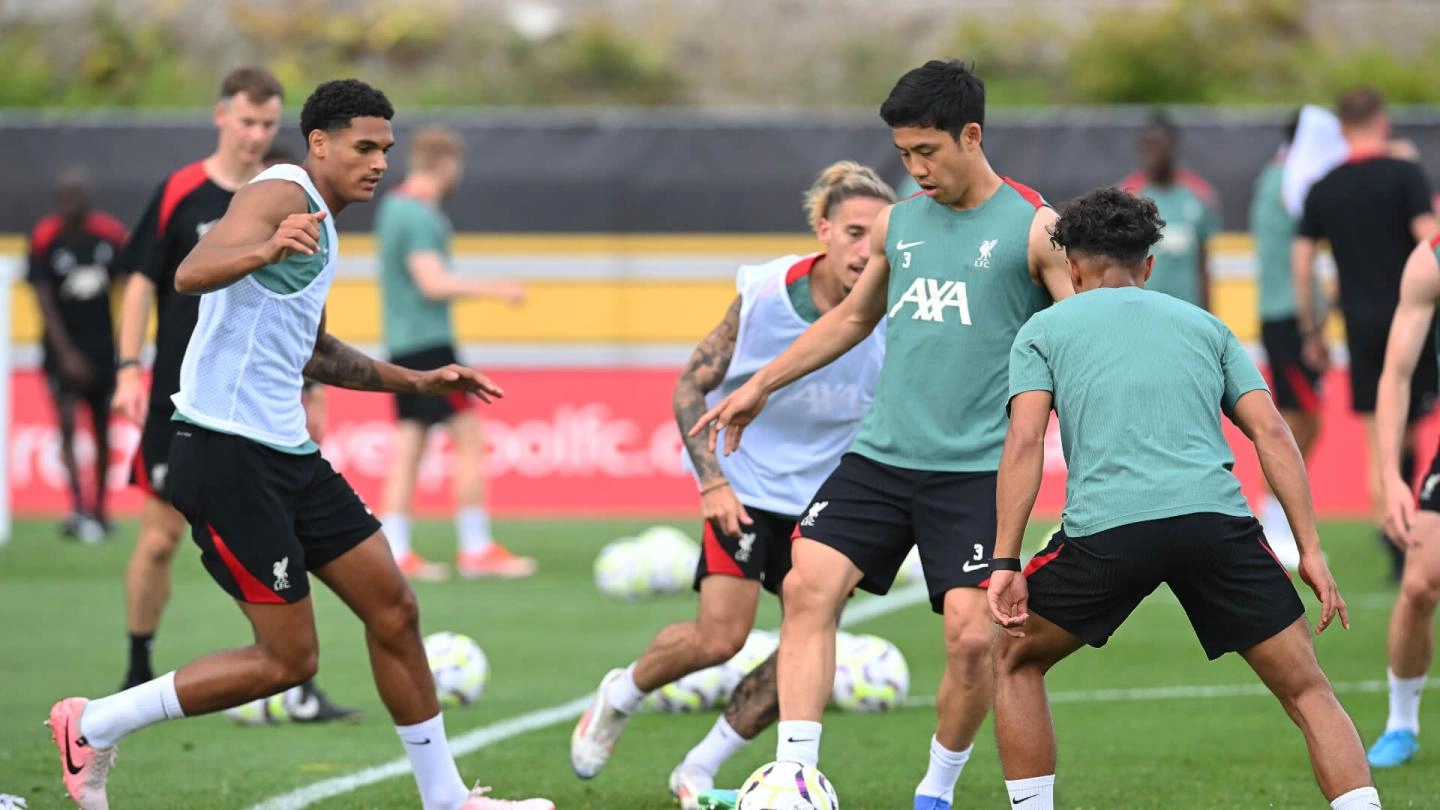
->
[1009,287,1261,536]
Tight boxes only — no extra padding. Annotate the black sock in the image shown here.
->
[128,633,155,680]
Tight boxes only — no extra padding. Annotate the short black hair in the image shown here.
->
[1050,187,1166,265]
[299,79,394,140]
[879,60,985,140]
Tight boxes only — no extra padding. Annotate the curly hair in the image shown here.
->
[879,60,985,140]
[1049,187,1166,264]
[299,79,394,139]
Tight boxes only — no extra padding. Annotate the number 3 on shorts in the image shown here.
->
[973,543,984,561]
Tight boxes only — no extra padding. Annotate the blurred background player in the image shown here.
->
[1370,234,1440,768]
[1119,112,1220,310]
[695,61,1073,810]
[50,78,550,810]
[1251,112,1324,568]
[111,67,356,721]
[569,162,893,808]
[26,168,128,542]
[990,186,1373,810]
[376,126,530,581]
[1294,86,1439,584]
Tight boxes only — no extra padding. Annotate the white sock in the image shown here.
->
[775,720,822,767]
[914,736,971,801]
[1384,669,1426,733]
[1331,786,1382,809]
[384,513,412,558]
[1005,774,1054,810]
[456,506,493,555]
[396,714,470,810]
[79,670,185,749]
[604,663,648,715]
[681,716,750,776]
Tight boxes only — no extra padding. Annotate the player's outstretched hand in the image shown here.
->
[112,367,149,424]
[688,380,770,456]
[1301,334,1331,375]
[701,482,753,538]
[987,570,1030,638]
[1298,550,1349,635]
[1381,474,1418,549]
[264,210,328,263]
[414,364,504,403]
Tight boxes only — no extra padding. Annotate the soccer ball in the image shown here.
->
[424,631,489,706]
[594,538,650,600]
[636,525,700,595]
[831,634,909,712]
[223,685,303,726]
[0,794,27,809]
[720,629,779,696]
[738,761,839,810]
[643,665,728,712]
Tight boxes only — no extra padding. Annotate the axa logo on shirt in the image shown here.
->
[888,278,972,324]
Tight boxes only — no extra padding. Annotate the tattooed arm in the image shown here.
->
[304,310,503,400]
[675,296,751,535]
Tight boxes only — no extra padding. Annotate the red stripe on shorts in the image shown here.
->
[446,391,471,413]
[207,523,286,604]
[1283,365,1320,414]
[702,521,745,578]
[1023,545,1065,577]
[130,447,155,497]
[1257,537,1293,581]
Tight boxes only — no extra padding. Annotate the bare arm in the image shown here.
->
[117,271,155,362]
[1027,207,1074,302]
[751,206,892,395]
[30,280,80,360]
[303,311,503,400]
[1376,243,1440,543]
[674,296,741,488]
[1232,390,1321,555]
[1292,236,1320,336]
[995,390,1051,560]
[1411,213,1439,245]
[175,180,319,295]
[1196,241,1212,311]
[408,251,524,303]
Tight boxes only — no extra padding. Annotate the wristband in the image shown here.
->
[990,557,1022,572]
[700,481,729,495]
[116,358,140,372]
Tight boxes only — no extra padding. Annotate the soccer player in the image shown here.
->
[48,80,552,810]
[1295,86,1439,584]
[989,186,1376,810]
[26,168,128,542]
[1119,112,1220,310]
[694,60,1072,810]
[110,68,355,721]
[570,161,893,808]
[1369,234,1440,768]
[1252,113,1323,568]
[375,126,530,582]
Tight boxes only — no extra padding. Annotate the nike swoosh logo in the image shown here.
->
[1012,796,1035,805]
[962,561,989,572]
[63,719,84,775]
[896,240,925,250]
[785,736,815,743]
[407,738,432,745]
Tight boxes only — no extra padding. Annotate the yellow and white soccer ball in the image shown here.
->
[223,685,304,726]
[831,633,909,712]
[424,631,489,706]
[593,537,650,600]
[738,761,839,810]
[636,525,700,595]
[643,665,728,712]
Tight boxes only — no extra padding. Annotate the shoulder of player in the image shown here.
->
[157,161,216,233]
[28,214,63,256]
[1175,169,1218,205]
[999,176,1047,210]
[84,211,128,245]
[236,178,312,217]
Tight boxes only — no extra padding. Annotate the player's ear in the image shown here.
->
[1142,255,1155,284]
[212,101,227,130]
[1067,256,1083,293]
[814,217,832,244]
[307,129,329,159]
[960,122,983,151]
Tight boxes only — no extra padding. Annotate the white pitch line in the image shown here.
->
[903,678,1440,708]
[248,584,932,810]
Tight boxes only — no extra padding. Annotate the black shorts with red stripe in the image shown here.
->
[1261,317,1322,414]
[694,507,798,595]
[129,405,178,502]
[391,344,471,426]
[1024,512,1304,660]
[167,423,380,604]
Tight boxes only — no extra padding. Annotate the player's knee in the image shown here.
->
[138,527,182,564]
[262,645,320,689]
[1399,569,1440,614]
[698,628,748,666]
[368,585,423,645]
[781,566,842,618]
[943,620,994,666]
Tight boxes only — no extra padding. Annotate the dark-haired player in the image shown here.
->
[48,79,553,810]
[990,187,1376,810]
[694,60,1072,809]
[1119,112,1220,310]
[26,168,127,541]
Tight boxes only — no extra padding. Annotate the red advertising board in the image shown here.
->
[8,368,1435,519]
